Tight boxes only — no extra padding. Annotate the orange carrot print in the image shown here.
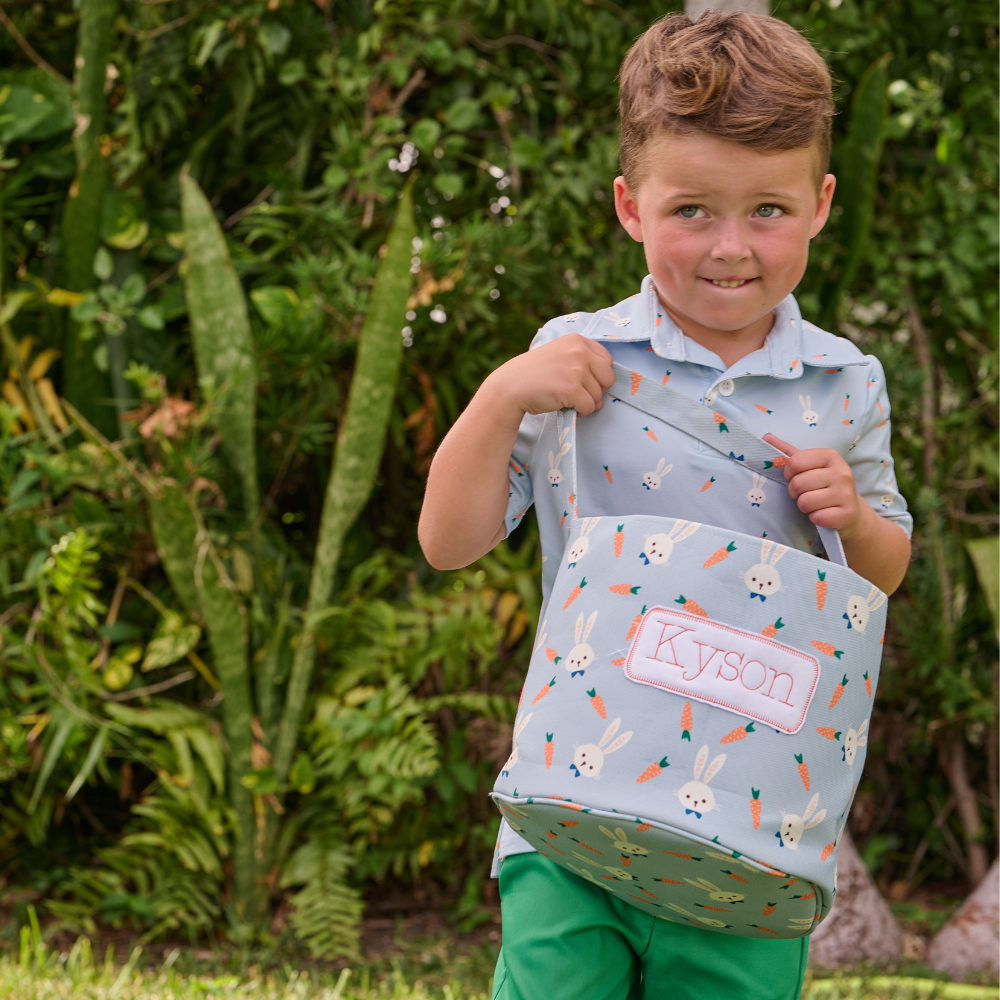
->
[721,721,755,744]
[763,902,777,916]
[610,657,625,666]
[820,842,836,862]
[636,756,669,783]
[663,851,700,861]
[613,524,624,557]
[561,510,568,527]
[563,577,587,609]
[751,788,761,830]
[680,701,693,742]
[532,677,556,704]
[714,411,729,433]
[816,727,841,741]
[843,393,850,411]
[545,647,560,662]
[587,688,607,719]
[626,607,646,641]
[604,466,613,485]
[700,476,716,492]
[864,671,872,697]
[675,595,708,618]
[761,617,785,638]
[816,570,827,610]
[630,370,642,395]
[763,455,789,469]
[544,733,554,769]
[703,541,737,568]
[661,370,671,385]
[609,583,641,595]
[721,869,750,884]
[643,426,658,441]
[811,641,844,659]
[754,404,773,414]
[794,753,810,791]
[636,822,652,832]
[828,674,849,709]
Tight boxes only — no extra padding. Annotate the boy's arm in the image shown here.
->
[763,433,911,594]
[419,335,614,570]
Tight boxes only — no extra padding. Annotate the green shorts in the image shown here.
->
[492,853,808,1000]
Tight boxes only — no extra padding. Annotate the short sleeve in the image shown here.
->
[503,411,545,537]
[849,356,913,537]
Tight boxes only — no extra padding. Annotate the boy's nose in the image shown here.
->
[710,222,752,264]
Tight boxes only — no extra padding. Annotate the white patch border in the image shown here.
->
[623,607,821,735]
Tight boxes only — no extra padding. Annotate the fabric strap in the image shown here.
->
[559,362,847,568]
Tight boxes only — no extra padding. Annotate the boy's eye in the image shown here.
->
[676,205,707,219]
[754,204,786,218]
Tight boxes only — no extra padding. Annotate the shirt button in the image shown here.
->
[717,379,735,396]
[704,387,718,405]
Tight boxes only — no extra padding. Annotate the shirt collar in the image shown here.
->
[644,276,861,380]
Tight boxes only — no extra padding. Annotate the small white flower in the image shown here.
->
[488,165,505,179]
[431,215,445,228]
[494,264,505,274]
[489,289,501,300]
[429,307,447,323]
[405,310,417,321]
[498,196,511,208]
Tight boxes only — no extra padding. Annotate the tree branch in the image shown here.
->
[0,3,70,86]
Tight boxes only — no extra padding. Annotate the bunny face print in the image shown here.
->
[842,720,868,766]
[546,427,572,487]
[642,458,671,490]
[746,474,766,507]
[570,717,633,778]
[844,584,886,632]
[567,518,599,568]
[676,745,725,817]
[639,520,700,566]
[564,611,598,676]
[744,540,788,600]
[600,826,649,858]
[777,792,826,849]
[799,395,819,427]
[501,712,532,777]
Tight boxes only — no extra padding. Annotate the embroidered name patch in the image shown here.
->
[623,607,820,734]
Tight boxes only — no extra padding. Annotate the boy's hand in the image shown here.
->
[485,335,616,420]
[762,434,865,539]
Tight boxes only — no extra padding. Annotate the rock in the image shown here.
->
[808,829,903,967]
[926,858,999,978]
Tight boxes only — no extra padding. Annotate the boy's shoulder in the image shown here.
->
[530,282,656,350]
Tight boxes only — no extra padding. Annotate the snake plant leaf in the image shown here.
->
[179,166,259,522]
[817,54,891,331]
[60,0,118,437]
[274,181,416,784]
[145,480,256,907]
[966,537,999,640]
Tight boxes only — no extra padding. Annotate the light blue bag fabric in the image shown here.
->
[491,363,887,939]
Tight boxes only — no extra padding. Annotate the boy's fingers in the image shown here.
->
[763,433,799,456]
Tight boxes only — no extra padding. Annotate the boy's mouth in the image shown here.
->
[705,278,756,288]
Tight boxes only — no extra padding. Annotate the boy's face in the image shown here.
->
[614,134,836,342]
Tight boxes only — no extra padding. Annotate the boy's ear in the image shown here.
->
[809,173,837,239]
[614,176,644,243]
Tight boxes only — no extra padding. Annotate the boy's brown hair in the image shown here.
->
[619,11,834,186]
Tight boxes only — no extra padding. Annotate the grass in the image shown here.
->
[2,911,996,1000]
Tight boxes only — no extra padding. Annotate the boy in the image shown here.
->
[419,11,911,1000]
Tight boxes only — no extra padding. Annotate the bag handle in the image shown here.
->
[559,362,847,568]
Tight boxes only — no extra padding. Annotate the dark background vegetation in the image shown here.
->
[0,0,995,958]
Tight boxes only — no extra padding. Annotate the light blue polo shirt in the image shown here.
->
[494,274,911,867]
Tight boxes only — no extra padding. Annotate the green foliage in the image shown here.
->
[0,0,995,959]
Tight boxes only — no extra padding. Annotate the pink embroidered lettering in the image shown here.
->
[622,607,820,734]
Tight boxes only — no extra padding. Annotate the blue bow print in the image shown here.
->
[750,592,766,601]
[569,763,581,777]
[685,809,702,818]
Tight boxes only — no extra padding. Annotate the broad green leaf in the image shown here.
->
[180,167,259,521]
[410,119,441,152]
[142,623,201,672]
[92,247,114,282]
[433,173,464,198]
[0,70,73,143]
[445,97,481,132]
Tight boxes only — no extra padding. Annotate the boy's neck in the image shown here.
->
[658,293,775,371]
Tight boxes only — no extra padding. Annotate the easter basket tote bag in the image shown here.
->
[491,362,887,940]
